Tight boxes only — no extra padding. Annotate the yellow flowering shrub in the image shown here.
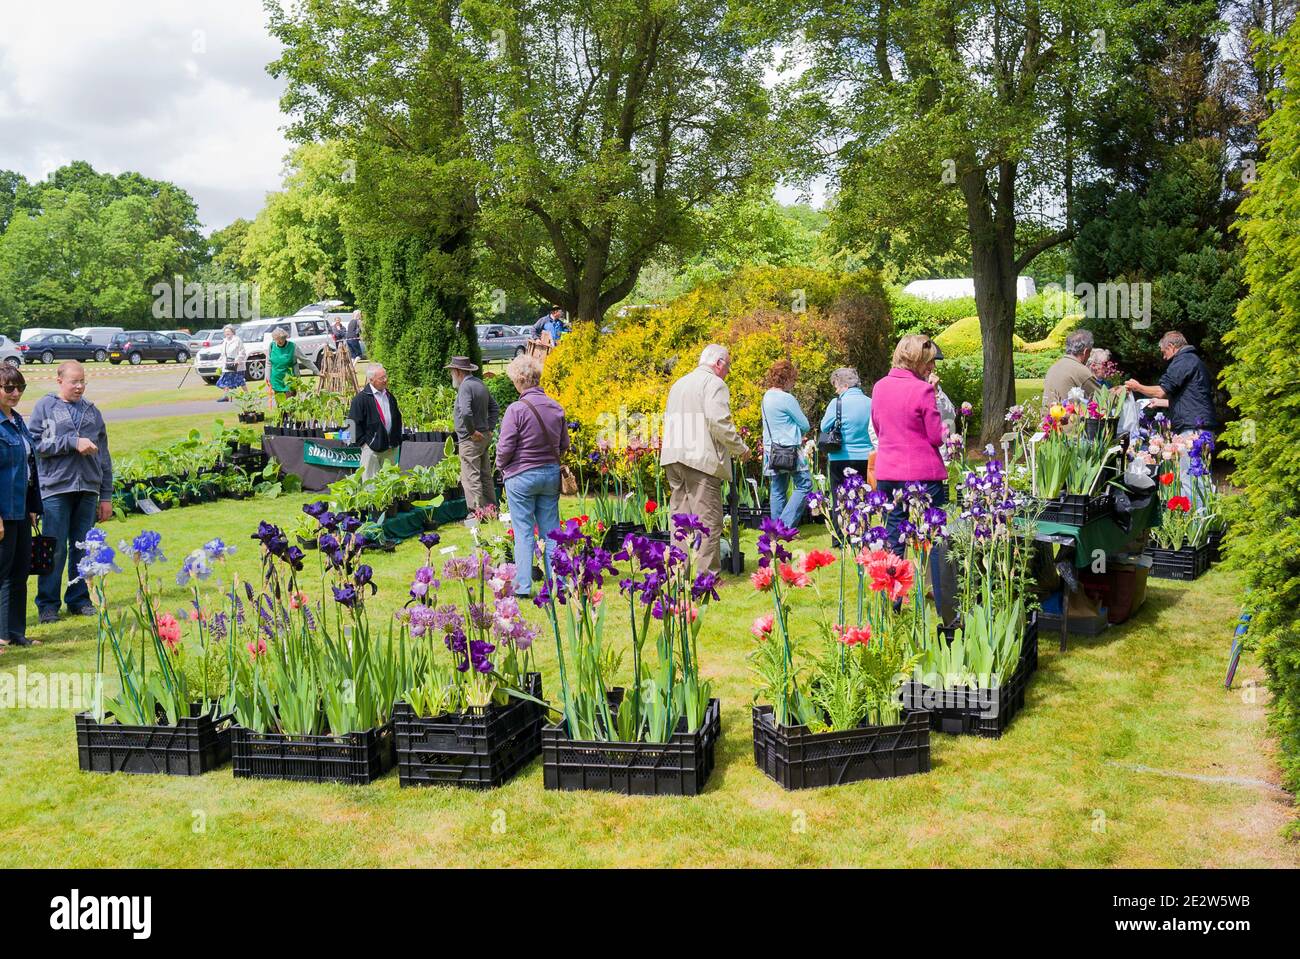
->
[543,265,892,449]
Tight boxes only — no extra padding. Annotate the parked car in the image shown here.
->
[107,331,192,365]
[18,332,101,364]
[71,327,125,354]
[188,329,220,350]
[193,315,333,384]
[476,323,529,361]
[0,336,23,367]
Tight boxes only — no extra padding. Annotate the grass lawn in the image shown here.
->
[0,482,1295,868]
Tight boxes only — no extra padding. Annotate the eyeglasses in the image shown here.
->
[2,385,24,394]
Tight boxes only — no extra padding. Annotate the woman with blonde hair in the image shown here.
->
[870,334,947,551]
[496,354,569,598]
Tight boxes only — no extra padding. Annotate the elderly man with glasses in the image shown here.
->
[27,361,113,625]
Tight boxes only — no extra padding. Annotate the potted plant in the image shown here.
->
[749,492,931,789]
[392,537,546,788]
[1015,392,1117,525]
[536,515,722,796]
[226,516,402,785]
[73,532,237,775]
[900,460,1038,737]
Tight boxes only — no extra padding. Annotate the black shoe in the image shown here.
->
[5,636,33,647]
[72,605,97,617]
[38,610,59,625]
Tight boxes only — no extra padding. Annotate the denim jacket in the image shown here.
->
[0,411,39,521]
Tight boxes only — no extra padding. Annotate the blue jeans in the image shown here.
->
[37,491,97,614]
[504,465,561,598]
[769,470,812,527]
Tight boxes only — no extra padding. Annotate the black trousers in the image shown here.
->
[0,516,31,642]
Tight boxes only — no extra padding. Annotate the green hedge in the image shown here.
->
[887,286,1076,341]
[1221,22,1300,818]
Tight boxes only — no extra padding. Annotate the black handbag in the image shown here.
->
[817,395,843,453]
[30,519,55,577]
[762,397,800,473]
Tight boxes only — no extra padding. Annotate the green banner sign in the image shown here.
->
[303,441,362,469]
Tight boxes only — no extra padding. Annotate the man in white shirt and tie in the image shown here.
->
[347,365,403,479]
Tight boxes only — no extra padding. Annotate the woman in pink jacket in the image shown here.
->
[870,334,948,555]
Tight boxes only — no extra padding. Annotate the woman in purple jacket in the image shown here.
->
[870,335,951,614]
[496,354,570,598]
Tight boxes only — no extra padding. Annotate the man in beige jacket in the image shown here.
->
[660,344,748,575]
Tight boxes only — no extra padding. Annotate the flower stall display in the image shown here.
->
[1140,426,1223,580]
[901,460,1040,737]
[73,531,237,775]
[391,537,548,789]
[536,514,722,796]
[1014,390,1119,525]
[224,514,408,785]
[572,435,669,549]
[750,481,932,789]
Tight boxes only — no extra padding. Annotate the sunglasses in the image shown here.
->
[1,384,24,394]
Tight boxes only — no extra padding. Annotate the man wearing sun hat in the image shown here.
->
[447,355,500,510]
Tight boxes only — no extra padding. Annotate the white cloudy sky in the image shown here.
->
[0,0,290,232]
[0,1,819,233]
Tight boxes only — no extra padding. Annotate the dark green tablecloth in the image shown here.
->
[1018,497,1162,567]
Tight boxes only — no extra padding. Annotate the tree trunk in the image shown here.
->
[961,166,1018,447]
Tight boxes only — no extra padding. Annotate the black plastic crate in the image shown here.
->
[752,706,930,790]
[394,673,544,789]
[230,721,394,785]
[75,703,232,776]
[902,659,1029,739]
[601,522,670,553]
[542,695,720,796]
[734,506,767,530]
[1206,530,1224,563]
[1035,491,1112,526]
[1146,542,1212,581]
[1023,612,1039,675]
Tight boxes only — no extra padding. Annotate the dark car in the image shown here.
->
[18,333,102,364]
[108,331,192,365]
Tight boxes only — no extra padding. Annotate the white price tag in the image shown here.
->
[439,545,458,555]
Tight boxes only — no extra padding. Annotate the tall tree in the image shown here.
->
[467,0,771,321]
[761,0,1130,442]
[267,0,481,380]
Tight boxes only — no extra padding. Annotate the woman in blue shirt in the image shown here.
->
[761,360,812,526]
[820,367,875,533]
[0,365,40,651]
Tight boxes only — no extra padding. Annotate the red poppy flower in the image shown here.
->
[778,563,812,588]
[750,613,775,639]
[800,549,837,574]
[867,554,915,602]
[1167,496,1192,513]
[1159,473,1175,486]
[645,500,658,514]
[750,565,774,591]
[833,623,872,646]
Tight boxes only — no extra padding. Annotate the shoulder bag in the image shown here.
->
[817,395,843,453]
[518,396,577,494]
[762,395,800,473]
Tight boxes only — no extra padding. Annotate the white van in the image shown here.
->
[193,316,333,384]
[20,327,67,342]
[72,326,125,350]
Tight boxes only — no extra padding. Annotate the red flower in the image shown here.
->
[778,563,812,588]
[750,565,774,591]
[579,514,590,524]
[155,613,181,652]
[1167,496,1192,513]
[800,549,837,574]
[644,500,657,514]
[1159,473,1175,486]
[833,623,872,646]
[867,554,915,602]
[750,613,775,639]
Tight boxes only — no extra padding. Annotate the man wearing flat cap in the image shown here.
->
[447,356,500,510]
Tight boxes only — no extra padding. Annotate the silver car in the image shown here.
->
[0,335,22,367]
[476,324,530,361]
